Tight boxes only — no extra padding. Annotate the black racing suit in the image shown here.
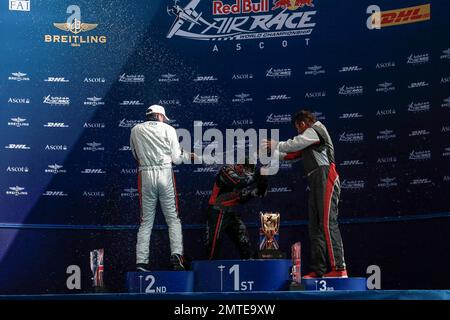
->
[279,121,346,275]
[205,165,268,260]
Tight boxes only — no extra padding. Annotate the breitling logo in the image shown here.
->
[44,5,106,47]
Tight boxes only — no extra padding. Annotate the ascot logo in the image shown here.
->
[341,180,365,190]
[121,188,139,198]
[340,160,364,166]
[409,129,430,137]
[376,109,396,116]
[45,144,68,151]
[45,164,66,174]
[409,150,431,161]
[441,77,450,84]
[410,178,432,185]
[84,96,105,106]
[232,119,253,126]
[193,75,218,82]
[120,168,138,175]
[376,82,395,93]
[266,113,291,124]
[305,91,326,98]
[83,191,105,197]
[167,0,317,41]
[266,68,292,78]
[304,65,325,76]
[339,113,363,119]
[266,94,291,101]
[442,97,450,108]
[339,132,364,143]
[45,5,107,47]
[44,76,69,82]
[8,117,29,127]
[43,191,68,197]
[43,95,70,106]
[377,156,397,163]
[232,93,253,103]
[120,100,144,106]
[159,99,181,106]
[268,187,292,193]
[232,73,254,80]
[338,66,362,72]
[6,166,30,173]
[196,190,212,197]
[8,97,30,104]
[8,72,30,81]
[377,129,396,140]
[376,61,396,69]
[81,169,106,174]
[338,85,363,96]
[118,73,145,83]
[43,122,69,128]
[5,144,30,150]
[6,186,28,196]
[193,95,219,104]
[441,48,450,59]
[84,77,106,83]
[408,81,429,89]
[407,53,429,65]
[408,101,430,112]
[83,142,105,152]
[83,122,106,129]
[9,0,30,11]
[159,73,179,83]
[118,119,143,128]
[377,177,398,188]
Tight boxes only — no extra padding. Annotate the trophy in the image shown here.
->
[90,248,105,292]
[289,242,304,290]
[258,212,285,259]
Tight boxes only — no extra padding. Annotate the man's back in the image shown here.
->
[130,121,175,167]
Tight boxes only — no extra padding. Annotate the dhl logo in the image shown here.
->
[369,4,430,29]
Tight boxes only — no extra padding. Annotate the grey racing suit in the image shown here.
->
[278,121,346,275]
[130,120,190,265]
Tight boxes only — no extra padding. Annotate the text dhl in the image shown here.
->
[44,35,107,47]
[375,4,430,28]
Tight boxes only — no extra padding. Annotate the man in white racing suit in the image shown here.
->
[130,105,194,271]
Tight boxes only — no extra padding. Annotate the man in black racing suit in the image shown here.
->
[205,163,268,260]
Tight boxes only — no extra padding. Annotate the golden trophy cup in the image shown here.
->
[258,212,286,259]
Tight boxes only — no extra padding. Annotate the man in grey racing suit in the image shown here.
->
[264,110,347,279]
[130,105,194,271]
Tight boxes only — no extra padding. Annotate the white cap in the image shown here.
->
[146,104,170,121]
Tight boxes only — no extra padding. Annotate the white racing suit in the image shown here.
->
[130,121,190,265]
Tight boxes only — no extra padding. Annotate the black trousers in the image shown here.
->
[205,205,252,260]
[307,164,346,275]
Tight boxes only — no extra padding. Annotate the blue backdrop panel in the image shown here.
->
[0,0,449,293]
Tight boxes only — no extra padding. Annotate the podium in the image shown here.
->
[191,259,291,292]
[302,277,367,291]
[126,271,194,293]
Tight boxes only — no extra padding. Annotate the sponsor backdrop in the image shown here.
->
[1,0,449,293]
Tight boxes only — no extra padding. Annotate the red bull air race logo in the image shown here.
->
[166,0,317,51]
